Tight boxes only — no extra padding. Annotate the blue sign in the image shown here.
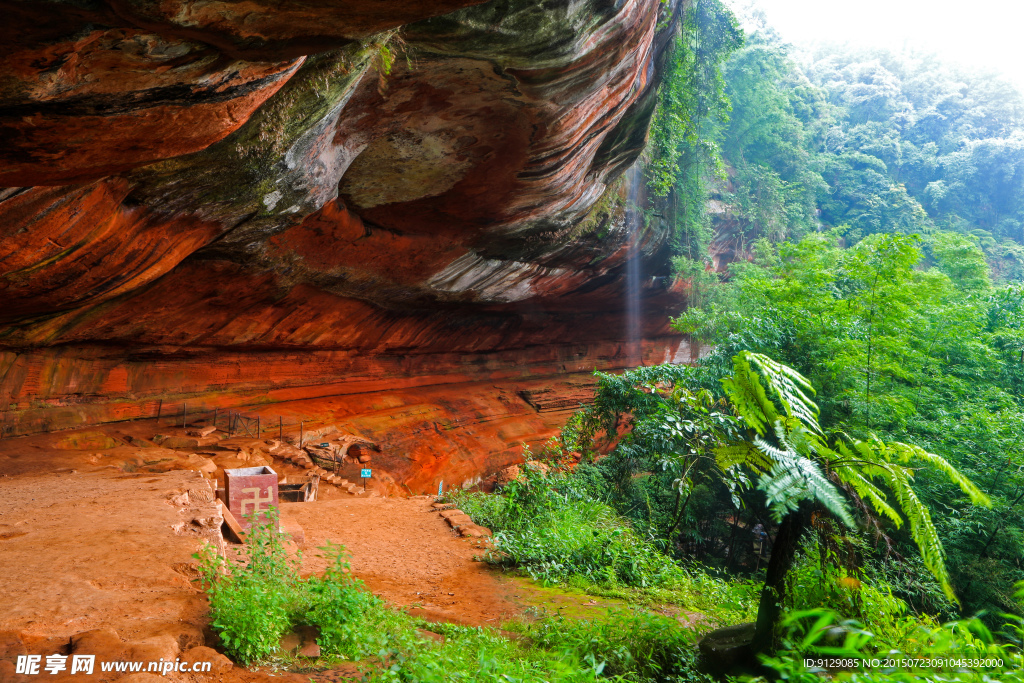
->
[361,469,372,478]
[319,442,330,448]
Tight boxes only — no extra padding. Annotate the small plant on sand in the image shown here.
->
[195,509,297,664]
[301,542,414,660]
[196,511,407,665]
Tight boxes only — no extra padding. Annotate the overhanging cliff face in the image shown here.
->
[0,0,691,486]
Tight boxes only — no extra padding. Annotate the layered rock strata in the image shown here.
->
[0,0,687,482]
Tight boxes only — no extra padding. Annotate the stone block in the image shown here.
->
[445,514,473,527]
[224,466,278,530]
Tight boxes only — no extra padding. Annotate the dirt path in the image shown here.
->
[285,497,522,627]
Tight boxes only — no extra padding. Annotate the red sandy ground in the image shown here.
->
[287,497,521,627]
[0,420,680,683]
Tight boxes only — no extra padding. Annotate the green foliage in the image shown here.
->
[753,608,1024,682]
[646,0,742,274]
[368,612,717,683]
[365,623,595,683]
[301,542,403,660]
[715,351,987,602]
[668,18,1024,274]
[647,0,742,198]
[195,512,415,665]
[521,611,712,682]
[450,464,759,625]
[670,230,1024,618]
[453,466,683,588]
[195,510,296,664]
[197,512,721,681]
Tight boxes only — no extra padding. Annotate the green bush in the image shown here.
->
[195,510,297,663]
[488,502,683,587]
[522,611,712,682]
[452,466,683,588]
[196,511,414,665]
[301,542,416,660]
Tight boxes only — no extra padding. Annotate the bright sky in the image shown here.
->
[729,0,1024,89]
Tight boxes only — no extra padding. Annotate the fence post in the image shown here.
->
[156,399,162,424]
[257,416,261,438]
[300,421,303,447]
[182,402,187,428]
[213,408,218,430]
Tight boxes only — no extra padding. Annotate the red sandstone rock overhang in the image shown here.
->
[0,0,687,441]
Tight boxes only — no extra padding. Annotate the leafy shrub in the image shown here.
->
[301,542,416,660]
[196,512,413,664]
[195,510,297,663]
[452,466,684,588]
[754,608,1024,682]
[523,611,712,682]
[490,501,683,587]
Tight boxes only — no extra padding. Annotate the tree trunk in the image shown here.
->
[751,508,811,653]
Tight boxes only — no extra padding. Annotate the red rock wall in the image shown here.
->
[0,0,688,484]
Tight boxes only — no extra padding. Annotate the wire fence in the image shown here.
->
[154,399,321,445]
[0,398,346,448]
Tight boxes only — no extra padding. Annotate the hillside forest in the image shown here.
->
[446,0,1024,679]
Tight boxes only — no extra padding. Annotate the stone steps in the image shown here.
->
[435,507,492,539]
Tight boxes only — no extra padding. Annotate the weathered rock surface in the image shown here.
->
[0,0,688,486]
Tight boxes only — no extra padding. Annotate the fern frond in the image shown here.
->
[873,462,957,603]
[714,442,771,471]
[833,464,902,528]
[756,445,855,528]
[745,352,822,434]
[886,441,991,507]
[721,353,778,435]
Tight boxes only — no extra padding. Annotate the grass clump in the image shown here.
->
[195,510,416,665]
[369,614,713,683]
[518,611,711,682]
[448,464,758,626]
[452,465,680,588]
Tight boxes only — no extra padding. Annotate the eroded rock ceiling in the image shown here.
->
[0,0,690,484]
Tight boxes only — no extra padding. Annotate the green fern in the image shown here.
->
[829,438,991,603]
[716,351,990,605]
[722,351,821,436]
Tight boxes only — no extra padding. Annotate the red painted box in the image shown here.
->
[224,466,279,530]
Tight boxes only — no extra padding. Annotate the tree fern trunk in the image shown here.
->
[751,507,810,653]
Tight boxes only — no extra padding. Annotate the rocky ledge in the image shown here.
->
[0,0,687,483]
